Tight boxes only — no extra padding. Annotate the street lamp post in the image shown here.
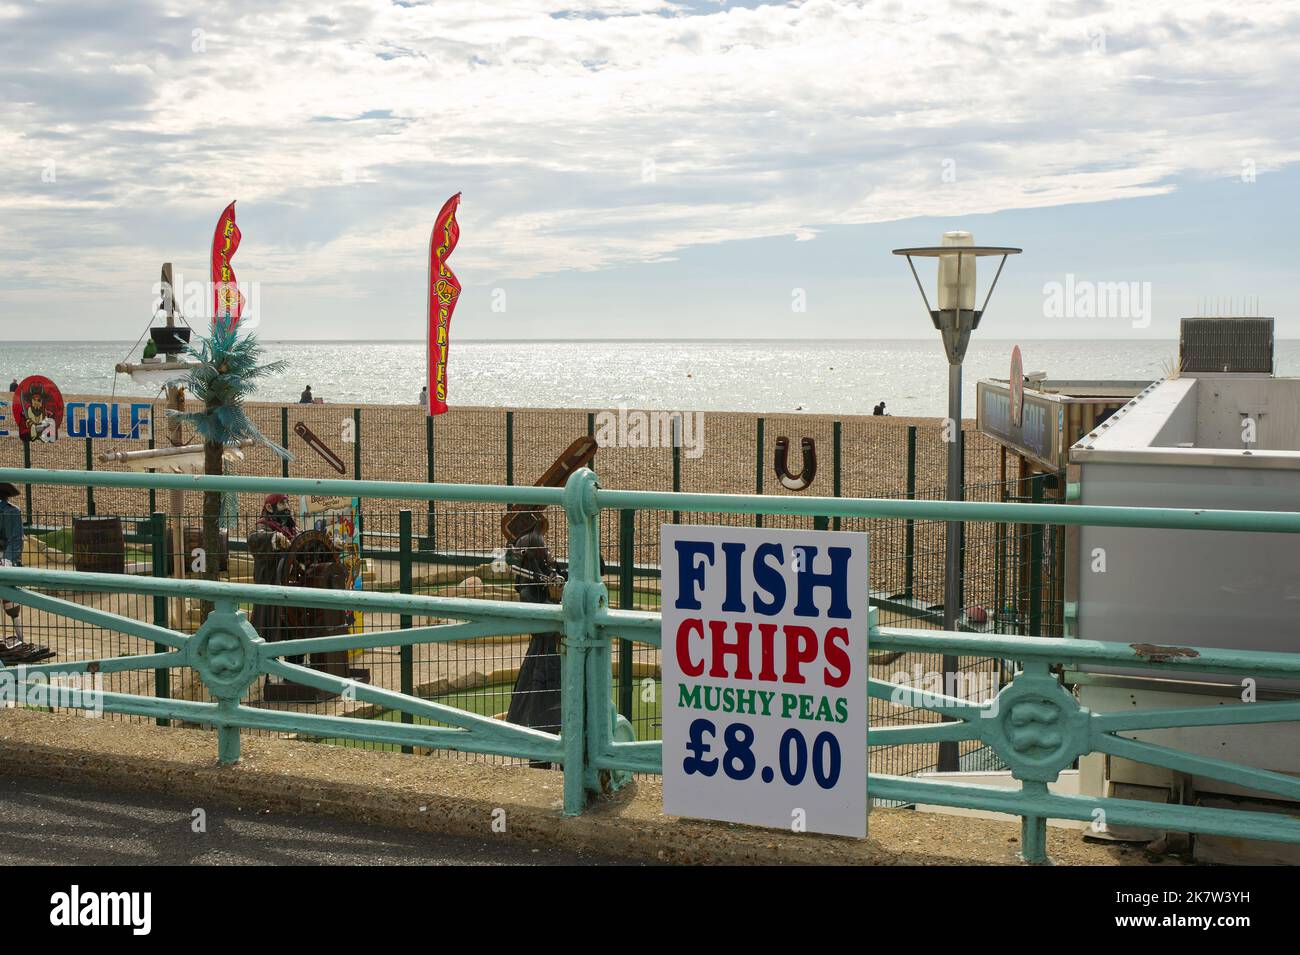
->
[893,234,1020,773]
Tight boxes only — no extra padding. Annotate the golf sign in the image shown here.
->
[661,524,869,837]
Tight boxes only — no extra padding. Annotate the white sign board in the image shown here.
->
[661,524,869,838]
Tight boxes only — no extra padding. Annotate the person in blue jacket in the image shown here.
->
[0,483,20,566]
[0,482,54,663]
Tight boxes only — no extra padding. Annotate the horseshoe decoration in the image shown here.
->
[294,422,347,475]
[774,436,817,492]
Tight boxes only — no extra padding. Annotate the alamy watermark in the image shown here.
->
[50,885,151,935]
[1,666,104,716]
[154,268,262,329]
[1042,273,1151,329]
[593,404,704,459]
[887,665,1002,716]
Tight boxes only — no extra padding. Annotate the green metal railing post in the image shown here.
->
[560,468,606,814]
[399,510,414,754]
[22,439,31,521]
[832,421,842,531]
[150,511,170,726]
[618,509,635,720]
[1029,475,1045,637]
[959,431,966,609]
[904,425,916,599]
[352,408,364,558]
[995,516,1006,635]
[814,515,829,531]
[216,700,241,765]
[1019,783,1050,864]
[352,408,362,480]
[212,598,243,765]
[425,413,436,550]
[505,410,514,485]
[587,412,596,475]
[147,427,156,514]
[670,418,681,514]
[938,427,964,774]
[280,407,290,478]
[755,417,764,528]
[84,438,95,516]
[671,417,681,524]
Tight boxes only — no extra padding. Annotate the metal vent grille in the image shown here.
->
[1179,317,1274,374]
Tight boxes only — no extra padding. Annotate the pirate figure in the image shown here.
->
[14,378,61,443]
[246,494,298,649]
[505,523,566,761]
[21,388,46,436]
[0,483,55,664]
[248,494,362,701]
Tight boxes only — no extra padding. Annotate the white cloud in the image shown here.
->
[1,0,1298,307]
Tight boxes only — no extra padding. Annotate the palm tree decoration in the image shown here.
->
[168,322,291,607]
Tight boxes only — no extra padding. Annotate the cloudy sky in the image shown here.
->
[2,0,1298,341]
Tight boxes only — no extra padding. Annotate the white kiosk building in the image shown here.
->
[1067,317,1300,862]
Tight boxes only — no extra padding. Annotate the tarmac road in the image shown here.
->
[0,773,636,866]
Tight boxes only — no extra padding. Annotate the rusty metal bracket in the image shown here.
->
[1130,643,1201,664]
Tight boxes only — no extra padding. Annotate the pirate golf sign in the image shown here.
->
[661,524,869,837]
[0,376,151,442]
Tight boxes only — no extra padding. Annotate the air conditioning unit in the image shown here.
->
[1179,317,1274,375]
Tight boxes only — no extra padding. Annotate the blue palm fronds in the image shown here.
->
[166,322,293,461]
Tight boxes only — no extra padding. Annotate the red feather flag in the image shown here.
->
[427,192,462,416]
[211,200,244,328]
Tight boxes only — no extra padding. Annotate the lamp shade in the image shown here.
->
[937,230,976,311]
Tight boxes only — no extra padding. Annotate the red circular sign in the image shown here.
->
[1009,346,1024,428]
[13,375,64,442]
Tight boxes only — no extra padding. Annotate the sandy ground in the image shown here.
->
[0,392,1005,518]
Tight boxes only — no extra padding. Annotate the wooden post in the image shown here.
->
[84,438,95,516]
[166,386,186,630]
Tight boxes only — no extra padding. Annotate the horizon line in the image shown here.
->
[10,335,1277,345]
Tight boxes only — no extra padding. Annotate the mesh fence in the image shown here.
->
[3,396,1064,783]
[3,396,1003,522]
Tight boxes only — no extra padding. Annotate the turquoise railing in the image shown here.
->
[3,465,1300,864]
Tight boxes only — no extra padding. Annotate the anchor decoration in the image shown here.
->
[501,435,598,542]
[773,436,817,492]
[294,421,347,475]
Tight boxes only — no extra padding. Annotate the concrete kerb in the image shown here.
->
[0,710,1164,866]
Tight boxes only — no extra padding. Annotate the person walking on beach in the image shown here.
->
[7,378,16,392]
[299,385,313,404]
[873,401,887,416]
[419,385,428,408]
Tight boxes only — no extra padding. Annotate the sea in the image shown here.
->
[5,339,1298,419]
